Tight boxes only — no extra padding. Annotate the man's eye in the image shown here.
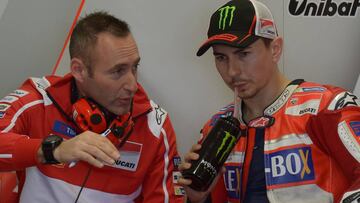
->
[112,69,125,75]
[134,63,140,70]
[215,56,226,61]
[238,51,249,57]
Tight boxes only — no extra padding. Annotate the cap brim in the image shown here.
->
[196,34,259,56]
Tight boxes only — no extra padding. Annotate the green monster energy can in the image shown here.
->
[182,116,241,191]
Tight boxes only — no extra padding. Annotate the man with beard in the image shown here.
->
[178,0,360,202]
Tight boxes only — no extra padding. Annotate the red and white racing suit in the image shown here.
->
[0,74,184,203]
[201,80,360,203]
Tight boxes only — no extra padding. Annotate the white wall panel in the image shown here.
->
[0,0,9,20]
[0,0,82,97]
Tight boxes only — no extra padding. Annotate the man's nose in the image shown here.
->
[228,60,241,78]
[124,72,138,94]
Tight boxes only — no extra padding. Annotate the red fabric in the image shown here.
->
[0,172,18,203]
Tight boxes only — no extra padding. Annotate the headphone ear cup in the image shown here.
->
[72,98,107,133]
[106,113,134,147]
[112,126,124,138]
[90,113,103,125]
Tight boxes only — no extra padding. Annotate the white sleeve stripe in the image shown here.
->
[161,128,170,203]
[1,100,44,133]
[0,154,12,158]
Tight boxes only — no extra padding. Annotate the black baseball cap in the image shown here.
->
[197,0,278,56]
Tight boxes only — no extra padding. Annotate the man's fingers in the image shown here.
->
[187,144,201,161]
[177,176,192,186]
[81,131,120,161]
[94,135,119,156]
[83,144,116,165]
[191,144,201,152]
[180,144,202,171]
[89,138,120,160]
[189,152,200,161]
[178,162,191,171]
[76,151,104,168]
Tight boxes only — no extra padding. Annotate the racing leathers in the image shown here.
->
[0,74,184,203]
[200,80,360,203]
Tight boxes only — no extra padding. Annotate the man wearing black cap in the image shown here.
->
[179,0,360,202]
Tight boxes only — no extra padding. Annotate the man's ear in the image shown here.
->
[270,37,283,63]
[71,58,87,83]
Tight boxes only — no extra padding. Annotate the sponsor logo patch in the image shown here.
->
[259,18,276,36]
[9,89,28,97]
[248,116,275,128]
[173,156,181,170]
[154,104,166,125]
[286,93,322,116]
[224,165,241,199]
[174,186,185,196]
[350,121,360,136]
[301,87,326,92]
[290,98,298,105]
[285,99,320,116]
[110,141,142,172]
[32,77,50,90]
[172,171,181,184]
[52,120,77,137]
[0,96,19,103]
[288,0,360,17]
[0,104,10,111]
[265,147,315,187]
[328,92,360,110]
[218,5,236,30]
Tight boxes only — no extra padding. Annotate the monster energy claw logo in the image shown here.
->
[218,6,236,30]
[216,131,237,163]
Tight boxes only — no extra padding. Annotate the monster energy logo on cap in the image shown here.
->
[218,6,236,30]
[216,131,237,163]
